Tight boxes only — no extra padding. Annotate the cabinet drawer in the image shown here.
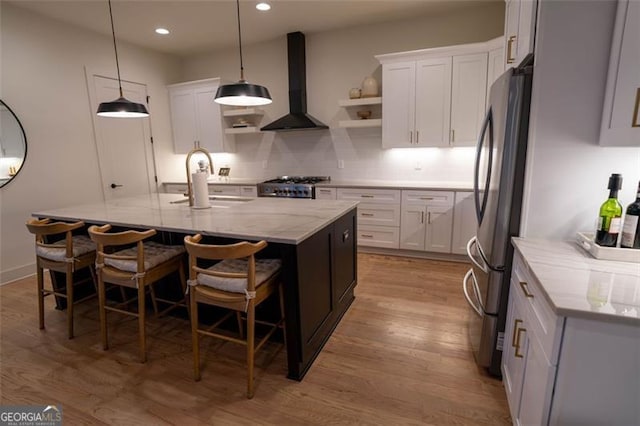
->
[337,188,401,204]
[164,183,188,194]
[315,187,337,200]
[513,253,563,364]
[209,185,241,196]
[239,186,257,197]
[357,225,400,249]
[357,203,400,227]
[402,190,454,206]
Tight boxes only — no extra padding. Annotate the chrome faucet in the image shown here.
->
[185,147,214,207]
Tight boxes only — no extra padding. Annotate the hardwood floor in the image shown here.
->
[0,253,511,425]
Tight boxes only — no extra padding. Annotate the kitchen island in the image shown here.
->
[33,193,359,380]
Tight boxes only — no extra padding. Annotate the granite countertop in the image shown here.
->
[33,193,358,245]
[316,179,473,191]
[512,238,640,325]
[163,178,261,186]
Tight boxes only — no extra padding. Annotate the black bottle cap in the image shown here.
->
[608,173,623,190]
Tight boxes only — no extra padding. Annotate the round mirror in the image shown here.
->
[0,99,27,188]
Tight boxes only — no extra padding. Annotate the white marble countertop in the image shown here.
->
[316,179,473,191]
[512,238,640,325]
[163,178,260,186]
[32,193,358,245]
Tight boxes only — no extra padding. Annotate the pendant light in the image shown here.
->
[214,0,272,106]
[96,0,149,118]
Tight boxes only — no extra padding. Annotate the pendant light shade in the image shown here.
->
[214,0,272,107]
[97,0,149,118]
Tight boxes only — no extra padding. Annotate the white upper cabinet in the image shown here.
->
[486,40,505,105]
[600,0,640,146]
[451,53,488,146]
[504,0,537,67]
[415,58,452,147]
[377,39,498,149]
[168,78,235,154]
[381,61,416,148]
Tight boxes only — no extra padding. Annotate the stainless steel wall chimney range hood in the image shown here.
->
[261,32,328,131]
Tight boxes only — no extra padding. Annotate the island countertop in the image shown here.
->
[32,193,358,245]
[512,237,640,325]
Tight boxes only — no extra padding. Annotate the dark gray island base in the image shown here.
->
[33,194,358,380]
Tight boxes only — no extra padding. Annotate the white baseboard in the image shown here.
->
[0,263,36,286]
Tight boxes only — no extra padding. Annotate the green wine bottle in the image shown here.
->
[621,181,640,249]
[595,173,623,247]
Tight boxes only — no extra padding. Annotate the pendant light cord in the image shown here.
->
[107,0,124,97]
[235,0,245,81]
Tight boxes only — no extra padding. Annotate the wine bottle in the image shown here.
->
[621,181,640,249]
[595,173,623,247]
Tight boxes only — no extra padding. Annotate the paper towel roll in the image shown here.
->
[192,172,210,209]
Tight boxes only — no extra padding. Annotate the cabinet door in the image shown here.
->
[451,191,476,254]
[208,185,241,196]
[425,205,453,253]
[502,282,528,422]
[518,333,557,426]
[194,85,234,153]
[315,187,337,200]
[487,47,505,107]
[450,53,488,147]
[169,88,198,154]
[504,0,520,67]
[600,0,640,146]
[516,0,537,64]
[382,61,416,148]
[400,205,426,250]
[414,57,452,147]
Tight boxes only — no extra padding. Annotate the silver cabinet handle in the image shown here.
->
[361,213,374,217]
[427,212,431,224]
[416,130,419,144]
[409,130,413,144]
[361,234,374,238]
[360,194,374,198]
[421,211,424,224]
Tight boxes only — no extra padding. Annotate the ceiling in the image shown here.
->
[10,0,486,57]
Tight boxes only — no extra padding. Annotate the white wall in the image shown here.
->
[521,0,640,240]
[157,2,504,183]
[0,4,181,284]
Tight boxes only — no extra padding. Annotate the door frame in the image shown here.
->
[84,66,158,200]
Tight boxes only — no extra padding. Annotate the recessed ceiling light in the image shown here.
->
[155,28,170,35]
[256,2,271,11]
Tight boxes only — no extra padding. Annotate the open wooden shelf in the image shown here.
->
[338,97,382,107]
[338,119,382,128]
[222,108,265,117]
[224,126,261,134]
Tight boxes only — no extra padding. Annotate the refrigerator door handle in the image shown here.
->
[466,236,488,273]
[463,269,483,317]
[473,108,494,225]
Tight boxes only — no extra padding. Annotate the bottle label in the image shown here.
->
[621,215,639,247]
[609,217,622,233]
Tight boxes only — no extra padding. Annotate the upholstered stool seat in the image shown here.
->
[195,258,282,293]
[36,235,96,262]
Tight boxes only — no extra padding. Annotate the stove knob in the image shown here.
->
[304,190,309,196]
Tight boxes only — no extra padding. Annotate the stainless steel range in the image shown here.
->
[257,176,330,199]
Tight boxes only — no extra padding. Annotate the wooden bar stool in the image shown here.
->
[184,234,285,399]
[88,224,187,363]
[25,218,97,339]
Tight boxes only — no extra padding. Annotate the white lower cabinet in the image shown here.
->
[337,188,401,249]
[503,250,640,425]
[162,183,257,197]
[451,191,476,254]
[400,190,453,252]
[315,187,337,200]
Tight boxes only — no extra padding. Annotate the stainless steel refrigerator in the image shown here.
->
[463,55,533,377]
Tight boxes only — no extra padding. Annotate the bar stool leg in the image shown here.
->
[37,265,45,330]
[98,274,109,350]
[138,283,147,363]
[66,263,74,339]
[247,301,256,399]
[191,289,201,381]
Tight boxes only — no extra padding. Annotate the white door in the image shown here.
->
[382,61,416,148]
[450,53,488,147]
[415,57,452,147]
[89,75,156,199]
